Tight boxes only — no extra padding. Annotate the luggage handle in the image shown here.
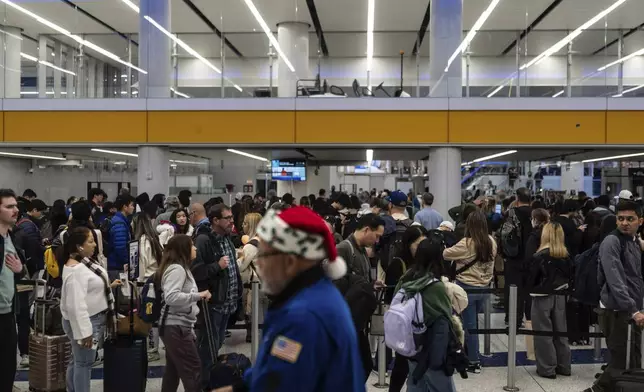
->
[626,301,644,370]
[201,299,217,365]
[35,278,48,337]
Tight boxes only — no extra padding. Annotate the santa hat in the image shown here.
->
[256,206,347,280]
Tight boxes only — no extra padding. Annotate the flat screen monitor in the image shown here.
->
[271,160,306,181]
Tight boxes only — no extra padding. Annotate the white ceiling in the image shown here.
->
[6,0,644,64]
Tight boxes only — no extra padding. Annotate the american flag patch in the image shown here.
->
[270,336,302,364]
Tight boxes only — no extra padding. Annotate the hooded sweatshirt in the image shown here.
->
[395,272,453,327]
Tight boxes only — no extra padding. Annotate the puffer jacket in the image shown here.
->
[157,223,194,246]
[107,212,131,271]
[14,215,44,275]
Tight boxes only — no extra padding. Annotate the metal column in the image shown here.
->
[53,41,63,98]
[65,46,74,98]
[171,37,178,96]
[268,44,275,96]
[483,293,492,356]
[504,285,519,392]
[566,38,573,98]
[87,57,96,98]
[516,31,521,97]
[220,31,225,98]
[416,32,421,97]
[465,44,471,98]
[618,30,624,94]
[38,36,48,98]
[127,36,133,97]
[96,61,104,98]
[76,40,85,98]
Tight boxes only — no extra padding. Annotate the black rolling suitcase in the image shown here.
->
[104,282,148,392]
[611,322,644,391]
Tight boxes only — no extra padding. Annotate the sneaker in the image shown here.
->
[467,363,482,374]
[225,330,232,338]
[148,351,161,362]
[19,355,29,368]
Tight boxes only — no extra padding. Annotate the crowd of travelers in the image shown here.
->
[0,184,642,392]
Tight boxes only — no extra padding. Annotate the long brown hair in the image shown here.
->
[539,222,569,259]
[465,209,494,261]
[155,234,193,286]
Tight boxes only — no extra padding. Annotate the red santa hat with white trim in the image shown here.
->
[256,206,347,280]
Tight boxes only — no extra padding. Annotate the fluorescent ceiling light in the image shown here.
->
[366,0,375,72]
[0,28,22,41]
[91,148,138,157]
[612,93,623,98]
[520,0,628,71]
[119,0,139,13]
[462,150,517,166]
[170,159,207,165]
[598,47,644,71]
[487,85,504,98]
[170,87,190,99]
[366,149,374,162]
[21,53,76,76]
[582,152,644,163]
[552,90,565,98]
[21,91,69,95]
[622,84,644,95]
[1,0,146,74]
[0,151,66,160]
[227,149,268,162]
[445,0,501,72]
[243,0,295,73]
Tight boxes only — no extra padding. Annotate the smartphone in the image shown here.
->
[495,204,502,214]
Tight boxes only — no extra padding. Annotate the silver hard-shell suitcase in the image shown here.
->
[28,279,71,392]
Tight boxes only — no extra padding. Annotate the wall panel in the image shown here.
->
[448,111,606,144]
[3,111,147,143]
[295,111,448,144]
[606,111,644,144]
[147,111,295,143]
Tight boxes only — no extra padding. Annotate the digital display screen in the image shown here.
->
[271,160,306,181]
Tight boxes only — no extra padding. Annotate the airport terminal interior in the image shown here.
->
[1,0,644,391]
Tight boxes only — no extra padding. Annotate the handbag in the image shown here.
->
[116,281,151,338]
[369,290,388,336]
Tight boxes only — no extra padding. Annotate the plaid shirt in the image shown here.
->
[215,234,240,315]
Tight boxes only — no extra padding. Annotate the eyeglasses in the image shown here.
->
[221,215,234,221]
[617,216,639,223]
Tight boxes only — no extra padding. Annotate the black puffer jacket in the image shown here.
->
[528,248,572,294]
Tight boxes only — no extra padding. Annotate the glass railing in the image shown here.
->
[0,0,641,99]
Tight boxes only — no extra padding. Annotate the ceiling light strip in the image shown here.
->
[227,149,268,162]
[243,0,295,73]
[461,150,517,166]
[91,148,138,157]
[552,90,564,98]
[170,87,190,98]
[598,46,644,71]
[520,0,628,71]
[120,0,139,13]
[366,0,375,72]
[582,152,644,163]
[21,52,76,76]
[445,0,501,72]
[622,84,644,95]
[0,151,66,160]
[2,0,146,74]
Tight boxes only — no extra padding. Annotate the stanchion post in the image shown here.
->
[593,324,602,361]
[483,292,492,357]
[250,281,260,363]
[503,285,519,392]
[373,337,389,389]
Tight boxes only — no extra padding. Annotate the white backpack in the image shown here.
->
[383,279,438,357]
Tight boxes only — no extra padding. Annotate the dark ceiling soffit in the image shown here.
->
[411,1,431,56]
[500,0,563,55]
[181,0,244,58]
[59,0,138,46]
[591,21,644,55]
[306,0,329,56]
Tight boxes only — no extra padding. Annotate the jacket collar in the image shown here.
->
[269,265,325,309]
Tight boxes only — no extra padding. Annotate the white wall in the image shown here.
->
[177,54,639,89]
[0,158,31,194]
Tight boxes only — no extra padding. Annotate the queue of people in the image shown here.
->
[1,184,643,392]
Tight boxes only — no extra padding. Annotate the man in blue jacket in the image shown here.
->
[216,206,365,392]
[107,194,135,279]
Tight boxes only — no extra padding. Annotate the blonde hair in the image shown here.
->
[243,213,262,238]
[538,222,568,259]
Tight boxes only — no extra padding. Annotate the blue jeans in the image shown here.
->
[456,280,489,363]
[407,360,456,392]
[197,306,230,389]
[62,312,106,392]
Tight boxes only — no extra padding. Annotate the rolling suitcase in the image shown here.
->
[104,281,148,392]
[28,279,71,392]
[611,322,644,391]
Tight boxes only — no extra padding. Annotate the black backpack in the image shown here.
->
[572,231,628,306]
[335,274,378,331]
[501,208,522,258]
[379,218,413,272]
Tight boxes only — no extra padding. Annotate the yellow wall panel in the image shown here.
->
[4,111,147,142]
[147,111,295,143]
[295,111,448,144]
[606,111,644,144]
[449,111,606,144]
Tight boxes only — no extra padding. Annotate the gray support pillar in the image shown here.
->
[53,41,63,98]
[516,31,521,97]
[76,43,85,98]
[38,35,48,98]
[139,0,172,98]
[65,45,74,98]
[87,57,96,98]
[566,39,572,98]
[127,36,133,97]
[137,146,170,196]
[618,30,624,94]
[96,61,104,98]
[428,147,462,220]
[429,0,462,97]
[0,26,22,98]
[277,22,310,97]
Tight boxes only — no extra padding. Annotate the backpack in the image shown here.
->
[572,232,628,306]
[99,216,115,256]
[138,273,166,324]
[340,274,378,331]
[384,279,438,357]
[43,227,67,279]
[379,218,413,273]
[501,208,522,258]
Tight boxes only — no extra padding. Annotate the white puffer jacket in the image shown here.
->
[157,223,194,246]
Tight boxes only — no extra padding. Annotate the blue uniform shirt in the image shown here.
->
[242,266,365,392]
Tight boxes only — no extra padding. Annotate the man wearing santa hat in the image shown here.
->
[215,206,366,392]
